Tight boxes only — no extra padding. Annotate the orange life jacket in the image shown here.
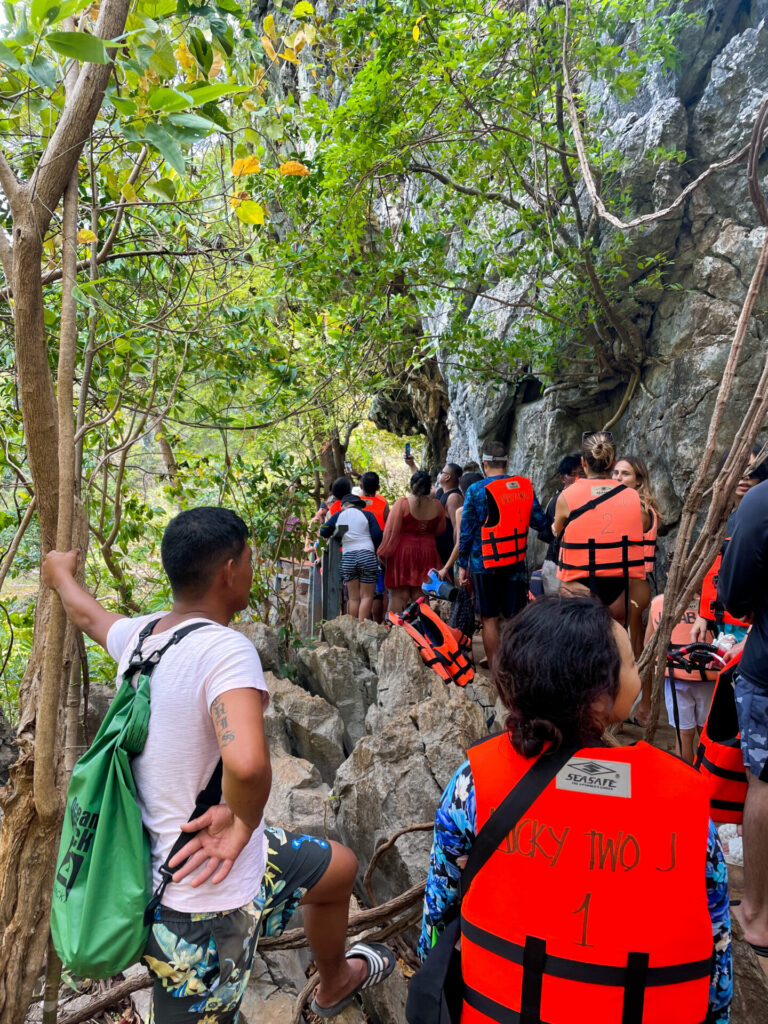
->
[362,494,387,530]
[386,603,474,687]
[643,506,658,576]
[328,499,342,516]
[481,476,534,570]
[462,734,713,1024]
[698,543,750,628]
[649,596,717,684]
[557,479,646,582]
[695,653,747,824]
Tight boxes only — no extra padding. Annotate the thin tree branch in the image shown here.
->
[0,151,19,209]
[410,162,523,212]
[0,499,37,596]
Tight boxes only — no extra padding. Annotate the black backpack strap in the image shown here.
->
[127,619,212,675]
[459,743,579,900]
[562,483,627,529]
[127,618,163,666]
[144,759,223,925]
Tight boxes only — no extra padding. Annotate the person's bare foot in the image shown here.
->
[732,901,768,978]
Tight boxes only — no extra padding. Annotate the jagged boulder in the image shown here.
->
[295,643,376,749]
[235,621,282,674]
[333,690,487,904]
[264,750,338,841]
[265,671,346,785]
[371,625,443,722]
[322,615,389,672]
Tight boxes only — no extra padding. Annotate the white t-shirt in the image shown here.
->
[335,507,376,553]
[107,613,269,913]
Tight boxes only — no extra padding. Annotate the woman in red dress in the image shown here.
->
[378,470,446,612]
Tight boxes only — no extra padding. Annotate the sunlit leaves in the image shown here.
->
[234,199,265,225]
[232,155,261,176]
[279,161,309,177]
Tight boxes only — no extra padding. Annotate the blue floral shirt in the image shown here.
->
[419,761,732,1023]
[458,476,547,575]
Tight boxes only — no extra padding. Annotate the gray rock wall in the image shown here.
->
[438,0,768,550]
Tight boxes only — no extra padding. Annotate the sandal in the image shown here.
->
[310,941,396,1018]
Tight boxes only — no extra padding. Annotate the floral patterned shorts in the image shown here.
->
[144,826,332,1023]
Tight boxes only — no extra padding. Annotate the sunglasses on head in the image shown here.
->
[582,430,615,445]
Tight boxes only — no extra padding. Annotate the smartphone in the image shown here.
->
[405,442,411,458]
[344,460,352,473]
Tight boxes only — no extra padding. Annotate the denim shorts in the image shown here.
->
[734,673,768,780]
[144,826,332,1023]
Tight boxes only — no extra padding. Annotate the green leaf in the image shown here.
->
[46,31,110,65]
[144,122,186,175]
[235,200,264,225]
[146,177,176,200]
[167,111,215,131]
[183,81,246,105]
[148,36,177,80]
[31,0,59,28]
[0,42,21,70]
[110,96,137,116]
[292,1,315,15]
[26,55,59,91]
[136,0,176,16]
[148,87,193,113]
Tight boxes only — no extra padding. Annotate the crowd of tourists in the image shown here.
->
[39,428,768,1024]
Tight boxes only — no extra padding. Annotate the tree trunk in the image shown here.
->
[0,6,131,1018]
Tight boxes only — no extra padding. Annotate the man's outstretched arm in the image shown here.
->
[41,549,126,651]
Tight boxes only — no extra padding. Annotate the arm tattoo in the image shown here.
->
[211,696,236,748]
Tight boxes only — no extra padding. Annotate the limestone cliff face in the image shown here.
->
[434,0,768,544]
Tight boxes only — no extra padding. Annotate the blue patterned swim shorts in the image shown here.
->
[734,673,768,780]
[144,826,332,1023]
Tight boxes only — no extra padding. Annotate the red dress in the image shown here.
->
[378,496,445,588]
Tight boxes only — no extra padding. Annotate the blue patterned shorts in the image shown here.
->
[144,826,332,1023]
[734,673,768,781]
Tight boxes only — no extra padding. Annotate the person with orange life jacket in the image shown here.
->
[360,471,390,623]
[554,431,645,625]
[417,597,732,1024]
[457,440,547,670]
[644,594,717,763]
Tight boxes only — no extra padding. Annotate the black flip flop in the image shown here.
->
[310,941,396,1018]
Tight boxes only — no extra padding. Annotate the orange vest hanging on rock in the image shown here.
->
[698,543,750,628]
[695,653,747,824]
[557,479,646,582]
[643,506,658,576]
[462,733,713,1024]
[386,602,474,687]
[362,494,387,530]
[481,476,534,569]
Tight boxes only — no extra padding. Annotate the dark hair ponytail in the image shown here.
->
[494,598,622,756]
[410,470,432,497]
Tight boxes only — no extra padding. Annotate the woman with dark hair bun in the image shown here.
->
[377,470,446,612]
[418,598,732,1024]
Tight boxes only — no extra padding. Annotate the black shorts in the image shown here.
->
[581,577,626,606]
[473,569,528,619]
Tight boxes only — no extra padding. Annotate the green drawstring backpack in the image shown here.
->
[51,618,219,978]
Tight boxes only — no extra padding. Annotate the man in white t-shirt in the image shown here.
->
[43,506,394,1022]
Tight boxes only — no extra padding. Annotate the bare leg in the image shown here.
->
[481,616,500,670]
[629,579,652,723]
[346,579,361,619]
[733,772,768,951]
[301,843,367,1007]
[388,587,409,613]
[676,727,696,764]
[407,586,423,606]
[358,582,375,621]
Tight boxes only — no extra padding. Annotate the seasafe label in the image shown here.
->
[556,758,632,798]
[590,484,614,497]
